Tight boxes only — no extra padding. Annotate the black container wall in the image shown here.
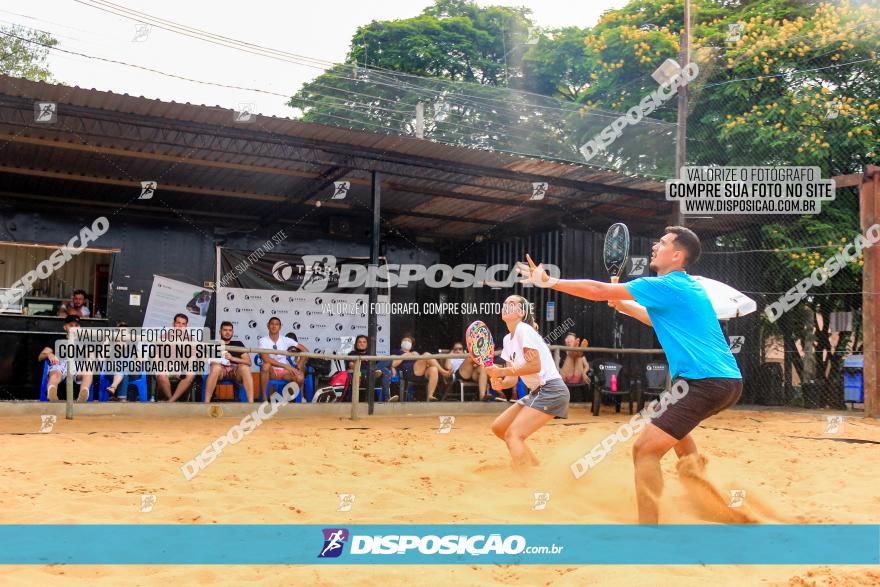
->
[0,208,439,398]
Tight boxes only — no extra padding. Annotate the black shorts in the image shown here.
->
[651,377,742,440]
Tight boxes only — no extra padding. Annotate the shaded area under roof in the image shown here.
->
[0,74,702,241]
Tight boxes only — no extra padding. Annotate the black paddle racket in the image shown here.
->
[603,223,631,278]
[604,223,630,358]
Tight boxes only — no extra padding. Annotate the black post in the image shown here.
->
[367,171,381,415]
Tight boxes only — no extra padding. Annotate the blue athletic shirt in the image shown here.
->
[623,271,741,380]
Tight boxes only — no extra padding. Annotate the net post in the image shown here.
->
[65,329,74,420]
[351,359,361,421]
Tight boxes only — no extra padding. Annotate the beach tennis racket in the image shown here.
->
[465,320,494,367]
[603,222,630,278]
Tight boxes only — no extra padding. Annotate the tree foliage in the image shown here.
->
[0,25,56,82]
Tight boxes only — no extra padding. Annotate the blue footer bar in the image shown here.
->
[1,525,877,565]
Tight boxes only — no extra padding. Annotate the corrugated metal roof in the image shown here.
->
[0,74,672,239]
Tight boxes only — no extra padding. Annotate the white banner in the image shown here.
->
[216,287,390,356]
[143,275,213,328]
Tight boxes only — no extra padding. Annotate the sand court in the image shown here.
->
[0,407,878,585]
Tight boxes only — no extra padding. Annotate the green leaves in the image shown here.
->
[0,24,56,82]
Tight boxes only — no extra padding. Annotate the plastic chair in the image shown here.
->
[254,355,303,403]
[344,366,392,402]
[98,373,149,402]
[394,368,420,402]
[636,362,669,412]
[591,361,633,416]
[515,378,529,400]
[39,360,95,401]
[199,364,249,403]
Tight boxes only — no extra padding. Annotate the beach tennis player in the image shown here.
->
[484,295,570,477]
[518,226,743,523]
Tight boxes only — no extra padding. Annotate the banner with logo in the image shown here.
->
[2,524,876,564]
[216,249,390,355]
[143,275,213,328]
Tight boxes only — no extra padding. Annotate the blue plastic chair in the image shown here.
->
[200,364,249,402]
[254,355,303,403]
[516,378,529,400]
[98,373,149,402]
[40,360,95,401]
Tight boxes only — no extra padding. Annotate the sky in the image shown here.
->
[1,0,628,118]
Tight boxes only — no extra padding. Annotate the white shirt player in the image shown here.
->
[259,334,297,365]
[501,322,560,391]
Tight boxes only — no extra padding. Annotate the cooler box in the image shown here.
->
[843,354,864,403]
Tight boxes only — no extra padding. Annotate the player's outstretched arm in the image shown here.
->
[610,299,653,327]
[517,255,634,301]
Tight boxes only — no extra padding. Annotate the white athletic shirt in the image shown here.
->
[500,322,561,391]
[259,335,297,365]
[450,357,465,374]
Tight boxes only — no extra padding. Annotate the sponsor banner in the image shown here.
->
[143,276,213,328]
[217,249,390,354]
[219,249,376,292]
[217,288,390,355]
[0,525,876,564]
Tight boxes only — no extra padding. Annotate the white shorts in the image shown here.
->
[48,362,82,383]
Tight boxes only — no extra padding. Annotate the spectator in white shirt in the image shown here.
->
[258,317,307,397]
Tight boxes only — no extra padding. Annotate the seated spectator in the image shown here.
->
[38,315,92,402]
[58,289,90,318]
[204,321,254,402]
[347,334,392,400]
[156,313,197,402]
[104,321,128,401]
[559,331,590,385]
[391,335,448,402]
[258,317,305,396]
[444,341,489,400]
[284,331,310,373]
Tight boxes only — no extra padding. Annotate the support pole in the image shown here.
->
[860,165,879,417]
[671,0,691,227]
[351,359,361,421]
[65,328,74,420]
[367,171,381,415]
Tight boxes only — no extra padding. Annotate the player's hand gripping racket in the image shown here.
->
[465,320,494,367]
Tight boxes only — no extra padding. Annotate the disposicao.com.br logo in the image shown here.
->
[317,528,564,558]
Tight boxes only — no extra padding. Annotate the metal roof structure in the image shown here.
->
[0,75,673,242]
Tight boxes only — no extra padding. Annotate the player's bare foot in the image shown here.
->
[676,454,758,524]
[47,384,58,402]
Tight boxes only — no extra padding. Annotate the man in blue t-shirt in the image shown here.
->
[519,226,745,524]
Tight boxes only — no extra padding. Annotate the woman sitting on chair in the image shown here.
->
[559,331,590,385]
[445,341,490,400]
[347,334,392,401]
